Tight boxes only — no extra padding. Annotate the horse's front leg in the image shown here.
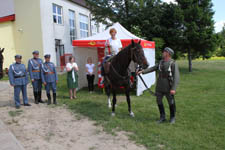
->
[125,87,134,117]
[105,86,111,108]
[111,88,117,116]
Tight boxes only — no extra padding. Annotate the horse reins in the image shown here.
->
[108,46,136,82]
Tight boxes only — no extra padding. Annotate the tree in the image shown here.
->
[159,3,184,59]
[216,25,225,56]
[85,0,162,38]
[176,0,216,72]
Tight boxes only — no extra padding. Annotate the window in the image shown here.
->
[53,4,63,25]
[91,21,99,36]
[79,14,89,38]
[69,10,76,43]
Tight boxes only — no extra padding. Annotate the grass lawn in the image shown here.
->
[57,60,225,150]
[0,75,9,81]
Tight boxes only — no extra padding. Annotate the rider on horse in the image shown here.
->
[101,28,122,78]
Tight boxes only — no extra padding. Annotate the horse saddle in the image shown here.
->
[103,61,111,75]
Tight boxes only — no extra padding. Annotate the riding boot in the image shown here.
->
[157,104,166,123]
[169,104,176,124]
[53,93,57,105]
[38,91,44,103]
[34,92,39,104]
[47,93,51,105]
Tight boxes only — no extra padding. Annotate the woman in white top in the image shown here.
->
[101,28,123,77]
[105,28,123,56]
[86,57,95,93]
[66,56,79,99]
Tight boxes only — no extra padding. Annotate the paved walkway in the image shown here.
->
[0,81,25,150]
[0,119,25,150]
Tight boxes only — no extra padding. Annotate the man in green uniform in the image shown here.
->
[138,47,180,124]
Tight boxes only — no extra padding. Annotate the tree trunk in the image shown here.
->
[188,49,192,72]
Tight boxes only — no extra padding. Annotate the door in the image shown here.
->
[55,39,65,67]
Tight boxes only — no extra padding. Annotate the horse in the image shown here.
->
[103,39,149,117]
[0,48,4,79]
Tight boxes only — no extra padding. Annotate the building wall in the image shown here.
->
[0,21,16,68]
[13,0,44,66]
[40,0,91,65]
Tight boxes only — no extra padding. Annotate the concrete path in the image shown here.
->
[0,81,25,150]
[0,119,25,150]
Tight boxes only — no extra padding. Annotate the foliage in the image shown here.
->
[215,25,225,57]
[175,0,217,71]
[85,0,218,72]
[57,60,225,150]
[152,37,164,61]
[85,0,163,39]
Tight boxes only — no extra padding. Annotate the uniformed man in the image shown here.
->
[138,47,180,124]
[8,55,31,109]
[41,54,58,105]
[28,50,44,104]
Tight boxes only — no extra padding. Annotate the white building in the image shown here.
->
[40,0,106,67]
[0,0,106,69]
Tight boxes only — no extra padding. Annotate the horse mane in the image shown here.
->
[111,44,132,77]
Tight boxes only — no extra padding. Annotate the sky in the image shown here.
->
[163,0,225,33]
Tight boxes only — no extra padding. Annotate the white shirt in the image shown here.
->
[66,62,78,82]
[86,63,95,75]
[66,62,78,70]
[105,38,122,56]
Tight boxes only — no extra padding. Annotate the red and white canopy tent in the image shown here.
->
[73,22,155,96]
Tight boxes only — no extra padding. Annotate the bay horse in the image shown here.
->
[0,48,4,79]
[104,40,149,117]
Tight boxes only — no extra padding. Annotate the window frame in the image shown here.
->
[79,13,89,38]
[69,9,77,44]
[52,3,63,25]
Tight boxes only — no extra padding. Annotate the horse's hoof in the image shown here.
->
[130,112,135,117]
[108,104,112,108]
[111,112,115,117]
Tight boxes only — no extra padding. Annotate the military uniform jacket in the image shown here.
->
[41,62,58,83]
[143,59,180,93]
[28,58,43,80]
[9,63,29,86]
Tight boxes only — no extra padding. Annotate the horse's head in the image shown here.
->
[130,40,149,69]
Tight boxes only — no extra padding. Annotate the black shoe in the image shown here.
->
[15,106,20,109]
[170,117,175,124]
[47,93,51,105]
[24,103,32,106]
[157,117,166,124]
[38,99,45,103]
[157,104,166,123]
[53,93,57,105]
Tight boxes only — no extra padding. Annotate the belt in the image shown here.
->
[159,74,168,78]
[44,72,54,75]
[14,75,26,78]
[32,70,40,72]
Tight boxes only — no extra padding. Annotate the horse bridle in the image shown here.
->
[130,46,145,71]
[131,46,156,96]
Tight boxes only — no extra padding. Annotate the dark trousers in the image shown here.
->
[32,79,42,92]
[87,74,95,91]
[156,92,176,119]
